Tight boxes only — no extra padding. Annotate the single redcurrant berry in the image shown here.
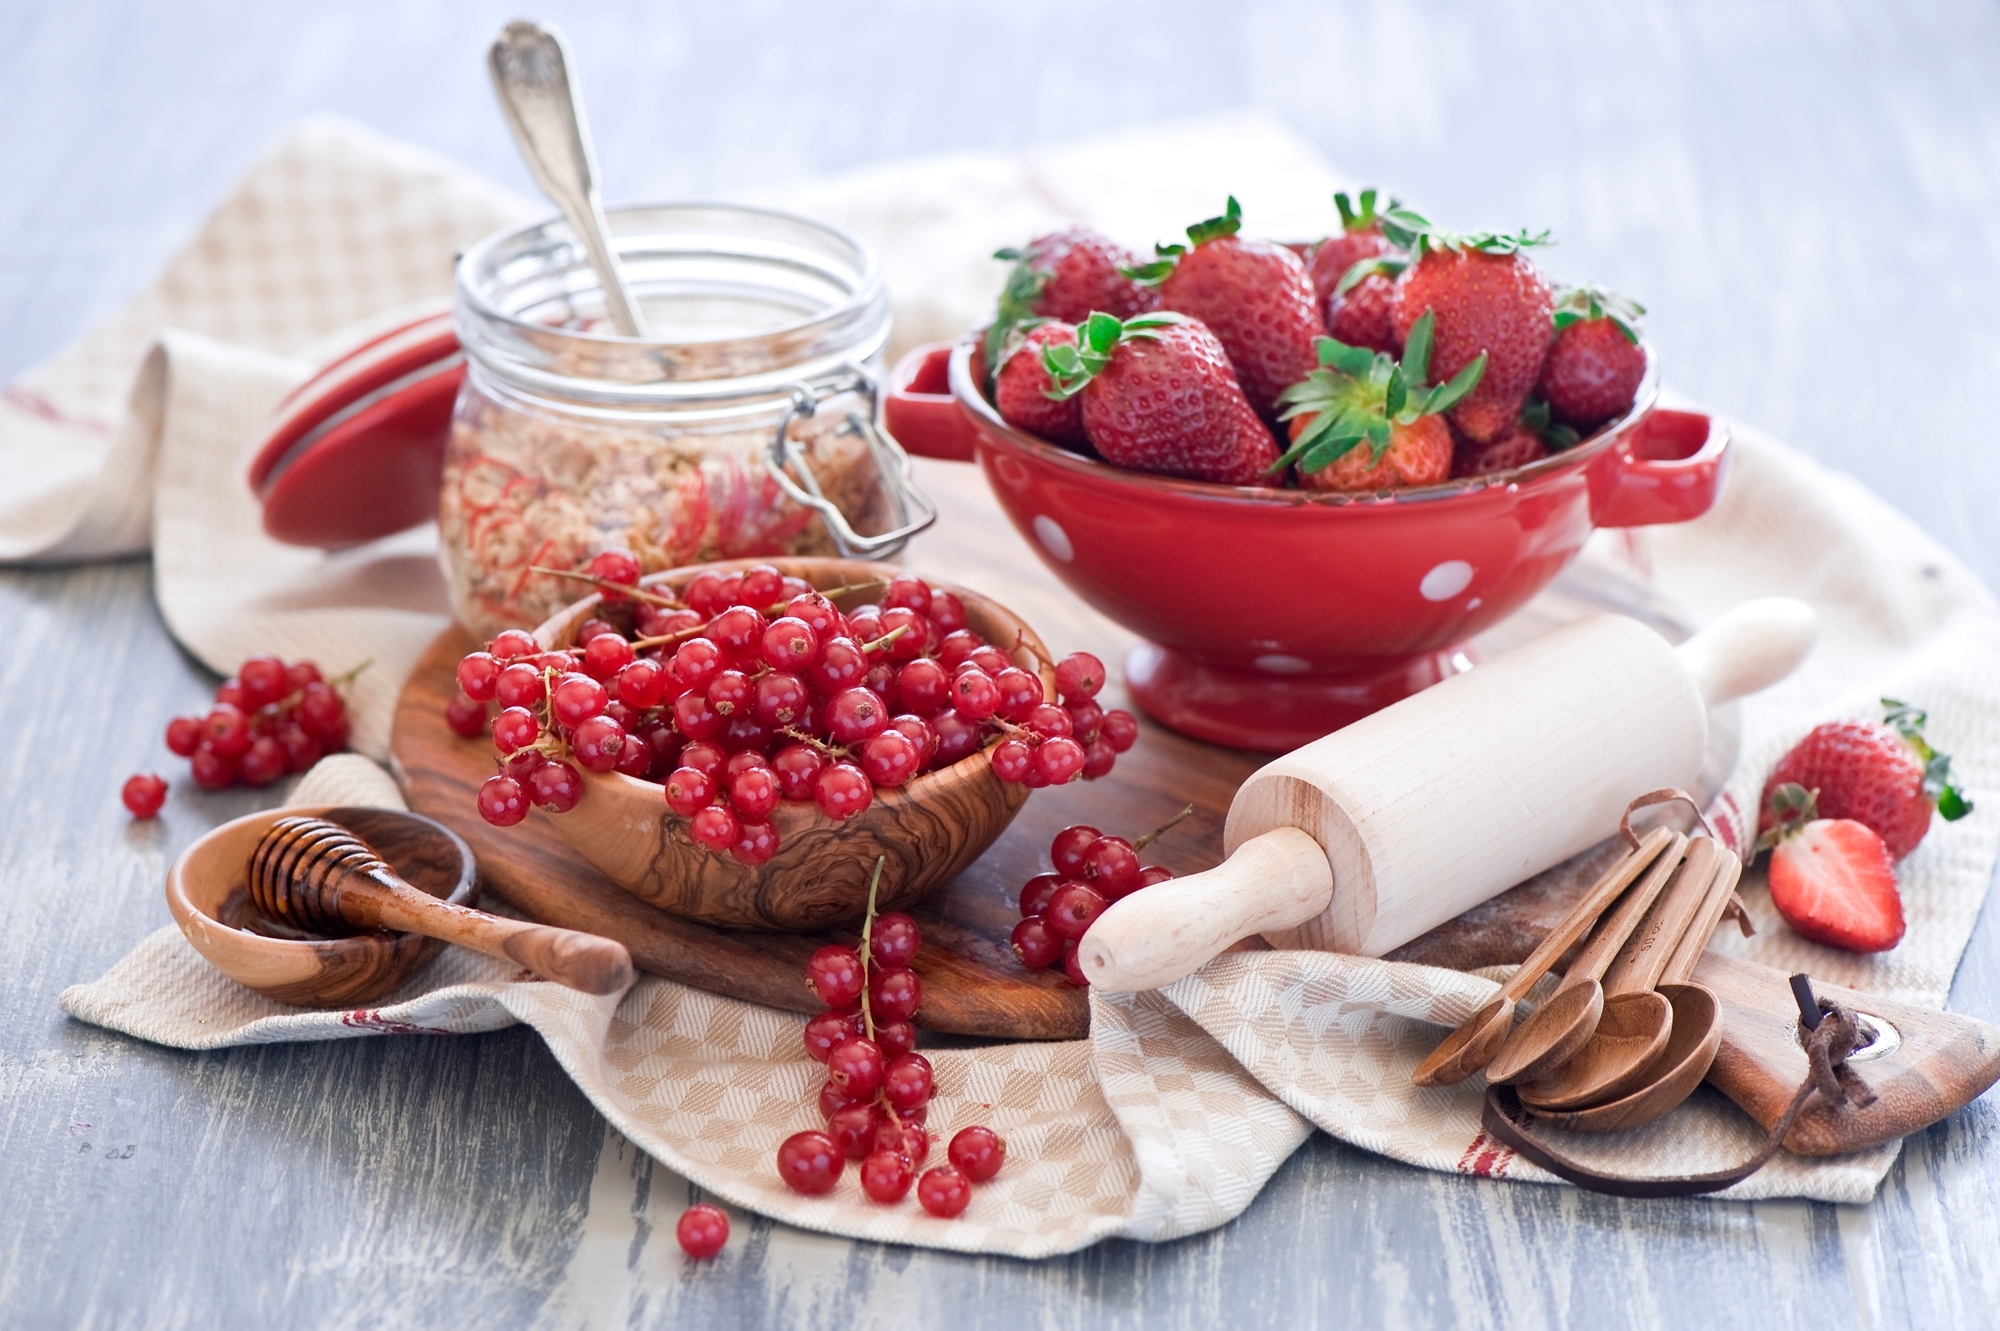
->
[950,668,1000,720]
[806,945,865,1007]
[869,967,923,1023]
[1101,709,1139,753]
[680,742,727,779]
[917,1165,972,1218]
[874,1020,917,1057]
[1082,738,1117,780]
[189,742,237,790]
[683,570,729,617]
[501,749,543,783]
[929,710,983,769]
[581,632,635,682]
[818,1073,864,1117]
[673,691,725,742]
[1084,836,1140,895]
[896,658,949,715]
[990,738,1033,784]
[889,715,938,766]
[164,715,202,757]
[1054,651,1105,702]
[201,704,251,757]
[478,774,529,826]
[1024,704,1073,740]
[875,607,929,665]
[804,1005,864,1063]
[863,663,900,710]
[772,743,826,801]
[730,819,779,865]
[613,729,654,778]
[784,591,846,640]
[720,713,772,755]
[928,590,967,634]
[444,691,488,738]
[492,706,539,754]
[121,773,167,819]
[675,1203,728,1259]
[586,549,643,601]
[761,616,819,672]
[1044,883,1106,941]
[1063,941,1089,987]
[568,715,627,772]
[861,729,921,788]
[937,629,983,669]
[240,735,287,787]
[869,912,922,968]
[276,722,322,773]
[706,669,752,718]
[813,762,874,820]
[665,766,715,816]
[882,1052,934,1112]
[238,654,288,708]
[707,605,765,660]
[968,646,1011,675]
[528,759,583,812]
[552,672,609,726]
[1064,698,1105,741]
[825,687,889,745]
[948,1126,1006,1183]
[883,574,932,614]
[992,667,1042,722]
[672,637,725,693]
[875,1116,931,1167]
[737,563,783,608]
[776,1131,843,1195]
[826,1036,886,1097]
[859,1148,916,1204]
[689,804,740,852]
[578,617,618,647]
[284,660,324,691]
[753,671,809,728]
[1035,736,1087,784]
[808,637,868,696]
[490,629,539,660]
[614,658,668,710]
[1050,825,1100,878]
[1136,865,1175,889]
[729,765,780,820]
[494,662,544,710]
[456,652,502,701]
[829,1102,889,1160]
[1018,873,1064,919]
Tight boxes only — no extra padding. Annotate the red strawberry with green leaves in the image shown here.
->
[993,321,1087,447]
[1043,311,1280,486]
[1759,787,1906,953]
[1274,310,1486,491]
[1385,213,1555,443]
[1538,287,1648,432]
[1758,700,1973,860]
[988,228,1158,374]
[1307,188,1401,351]
[1127,197,1321,419]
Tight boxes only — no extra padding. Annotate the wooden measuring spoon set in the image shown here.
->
[1412,798,1743,1133]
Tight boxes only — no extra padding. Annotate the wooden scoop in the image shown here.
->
[1530,845,1742,1131]
[1484,832,1687,1085]
[1411,825,1677,1087]
[249,815,634,996]
[1081,599,1815,992]
[1517,836,1725,1109]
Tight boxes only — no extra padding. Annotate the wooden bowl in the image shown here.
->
[165,805,479,1007]
[532,557,1049,931]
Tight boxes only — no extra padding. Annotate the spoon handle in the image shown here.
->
[1496,826,1678,1003]
[1558,833,1688,987]
[344,870,635,996]
[1659,846,1743,984]
[1603,837,1723,997]
[488,21,648,337]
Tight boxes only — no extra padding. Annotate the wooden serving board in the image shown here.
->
[389,459,1727,1040]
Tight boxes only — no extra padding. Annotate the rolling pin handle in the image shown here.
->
[1076,827,1335,992]
[1673,597,1817,707]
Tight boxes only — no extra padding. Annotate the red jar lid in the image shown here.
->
[248,305,464,549]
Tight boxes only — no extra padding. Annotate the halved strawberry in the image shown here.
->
[1272,310,1486,492]
[1762,802,1905,953]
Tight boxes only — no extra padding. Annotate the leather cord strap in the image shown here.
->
[1479,1001,1870,1198]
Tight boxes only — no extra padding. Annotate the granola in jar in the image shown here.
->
[443,203,923,637]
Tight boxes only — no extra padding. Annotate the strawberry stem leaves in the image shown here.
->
[1270,312,1486,477]
[1039,311,1181,399]
[1882,698,1974,820]
[1553,285,1646,343]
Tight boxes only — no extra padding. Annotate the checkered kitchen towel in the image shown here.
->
[36,117,2000,1254]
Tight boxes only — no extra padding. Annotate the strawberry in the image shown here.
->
[1758,701,1973,860]
[1455,425,1547,477]
[1762,804,1906,953]
[1273,310,1486,492]
[1538,287,1648,432]
[988,228,1158,377]
[993,321,1087,447]
[1129,197,1321,419]
[1385,213,1555,442]
[1324,267,1402,356]
[1042,312,1280,486]
[1307,189,1398,330]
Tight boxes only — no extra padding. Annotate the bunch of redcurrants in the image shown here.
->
[1010,811,1189,985]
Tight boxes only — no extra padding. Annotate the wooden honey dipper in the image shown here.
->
[249,816,634,996]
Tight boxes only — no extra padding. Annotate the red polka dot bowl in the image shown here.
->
[883,330,1727,752]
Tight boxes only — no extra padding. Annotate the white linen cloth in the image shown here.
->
[24,115,2000,1254]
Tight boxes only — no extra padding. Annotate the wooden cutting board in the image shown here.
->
[389,459,1728,1039]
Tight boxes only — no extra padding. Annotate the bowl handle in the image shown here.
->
[1587,409,1732,528]
[883,342,979,462]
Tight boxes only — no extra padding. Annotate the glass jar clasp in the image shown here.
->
[766,368,938,557]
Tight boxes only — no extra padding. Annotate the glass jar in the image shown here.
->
[441,203,933,637]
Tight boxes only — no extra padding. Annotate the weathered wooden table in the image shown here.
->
[7,2,2000,1326]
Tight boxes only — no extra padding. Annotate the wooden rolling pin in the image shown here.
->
[1080,598,1816,992]
[250,816,635,996]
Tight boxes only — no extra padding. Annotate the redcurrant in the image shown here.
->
[456,652,501,701]
[675,1204,728,1259]
[813,762,873,820]
[776,1131,843,1195]
[528,759,583,812]
[587,549,643,600]
[882,1052,934,1112]
[869,912,921,968]
[826,1036,886,1097]
[689,804,740,851]
[492,706,539,754]
[860,1148,916,1204]
[570,714,626,772]
[917,1165,972,1218]
[1054,651,1105,702]
[1045,883,1106,941]
[869,967,923,1023]
[1018,873,1063,919]
[121,773,167,819]
[478,775,529,826]
[948,1126,1006,1183]
[444,692,487,738]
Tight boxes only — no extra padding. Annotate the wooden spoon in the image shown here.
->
[1484,832,1687,1085]
[1518,836,1725,1109]
[1533,847,1743,1132]
[249,815,635,996]
[1411,825,1676,1087]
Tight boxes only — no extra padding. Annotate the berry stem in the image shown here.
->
[860,624,913,656]
[327,659,374,691]
[858,856,885,1041]
[529,564,684,608]
[1010,629,1055,670]
[630,623,713,651]
[780,727,850,759]
[1133,804,1195,852]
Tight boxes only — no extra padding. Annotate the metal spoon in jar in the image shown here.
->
[488,19,649,337]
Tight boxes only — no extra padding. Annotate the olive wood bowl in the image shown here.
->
[532,557,1050,931]
[165,805,479,1007]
